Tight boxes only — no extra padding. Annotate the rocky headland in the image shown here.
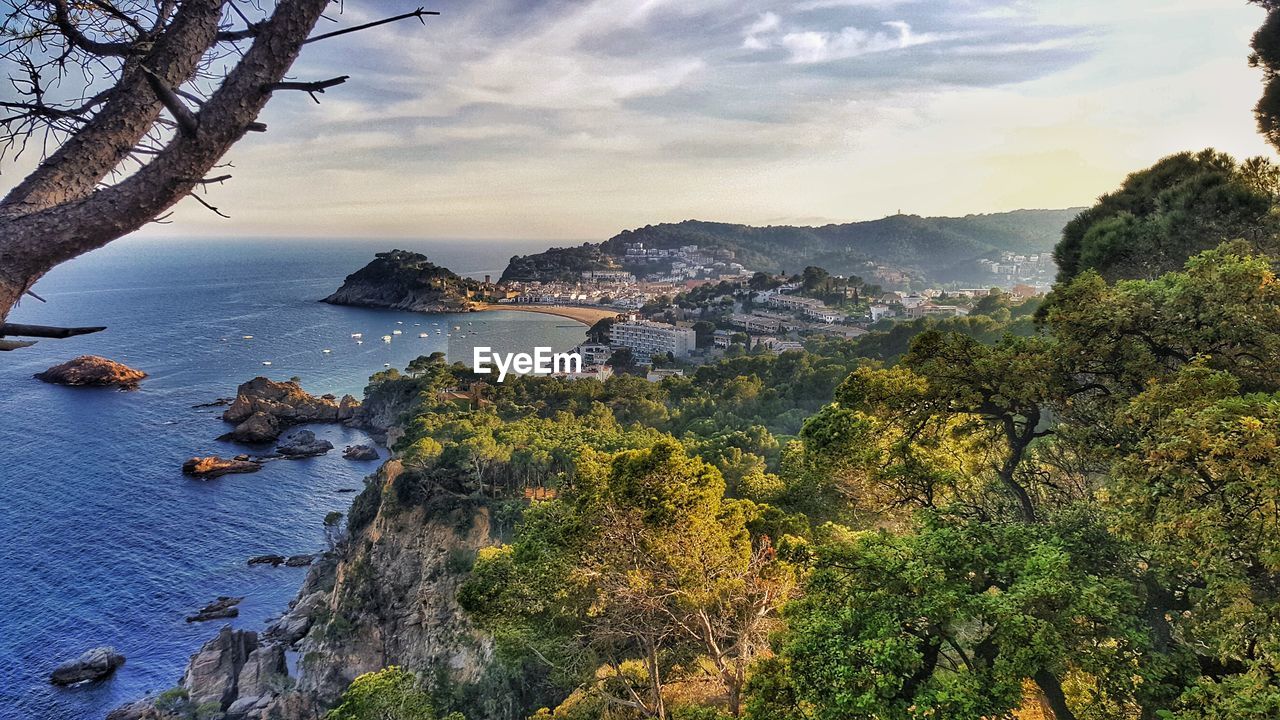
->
[35,355,146,389]
[321,249,480,313]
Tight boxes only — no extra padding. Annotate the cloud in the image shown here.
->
[776,21,943,63]
[26,0,1255,242]
[743,11,781,49]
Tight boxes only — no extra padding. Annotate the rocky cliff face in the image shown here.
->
[291,460,497,707]
[322,250,479,313]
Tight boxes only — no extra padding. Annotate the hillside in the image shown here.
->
[322,249,479,312]
[500,208,1082,284]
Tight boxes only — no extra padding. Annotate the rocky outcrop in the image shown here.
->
[342,444,379,461]
[248,554,286,567]
[322,249,479,313]
[276,430,333,458]
[355,375,424,445]
[186,596,243,623]
[35,356,146,389]
[290,462,497,706]
[219,377,358,444]
[49,646,125,685]
[182,456,263,479]
[266,591,327,645]
[222,411,281,444]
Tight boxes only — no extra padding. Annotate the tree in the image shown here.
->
[0,1,434,322]
[1051,150,1280,283]
[692,320,716,348]
[1250,0,1280,151]
[587,317,617,344]
[461,442,794,718]
[328,667,447,720]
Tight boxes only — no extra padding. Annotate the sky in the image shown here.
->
[4,0,1277,241]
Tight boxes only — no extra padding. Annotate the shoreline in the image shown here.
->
[473,303,621,325]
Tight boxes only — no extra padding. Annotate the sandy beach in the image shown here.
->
[474,303,622,325]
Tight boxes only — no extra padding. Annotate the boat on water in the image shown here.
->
[382,335,393,342]
[323,349,332,354]
[242,335,253,340]
[351,333,362,338]
[356,340,364,344]
[392,330,403,335]
[419,333,429,338]
[262,361,272,366]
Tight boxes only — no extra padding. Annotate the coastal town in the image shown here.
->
[465,240,1053,377]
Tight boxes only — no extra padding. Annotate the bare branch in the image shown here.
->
[266,75,349,103]
[141,66,198,136]
[304,7,438,45]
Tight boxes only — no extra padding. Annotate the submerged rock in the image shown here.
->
[182,456,262,479]
[342,444,379,461]
[186,596,243,623]
[276,430,333,458]
[35,356,146,389]
[50,646,125,685]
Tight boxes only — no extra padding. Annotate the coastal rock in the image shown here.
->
[186,596,243,623]
[292,462,496,705]
[182,626,258,709]
[50,646,125,685]
[219,377,359,443]
[235,644,287,700]
[221,411,280,444]
[182,456,262,479]
[35,356,146,389]
[267,591,327,645]
[105,700,165,720]
[322,249,479,313]
[276,430,333,458]
[284,554,315,567]
[342,444,379,461]
[248,554,286,567]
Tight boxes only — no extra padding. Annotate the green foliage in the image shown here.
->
[461,442,794,718]
[328,667,445,720]
[1052,150,1280,282]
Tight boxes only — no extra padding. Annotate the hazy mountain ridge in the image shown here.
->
[500,208,1083,283]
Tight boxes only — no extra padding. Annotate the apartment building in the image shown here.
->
[610,319,698,359]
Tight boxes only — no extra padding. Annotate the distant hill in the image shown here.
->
[323,250,479,312]
[500,209,1083,284]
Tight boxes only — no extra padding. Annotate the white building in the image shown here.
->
[610,320,697,360]
[576,343,614,366]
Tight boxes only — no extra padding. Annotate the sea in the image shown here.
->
[0,237,586,720]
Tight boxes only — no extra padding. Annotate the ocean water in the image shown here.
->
[0,237,584,720]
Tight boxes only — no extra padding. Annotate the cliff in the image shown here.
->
[322,250,479,312]
[112,369,507,720]
[292,461,498,708]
